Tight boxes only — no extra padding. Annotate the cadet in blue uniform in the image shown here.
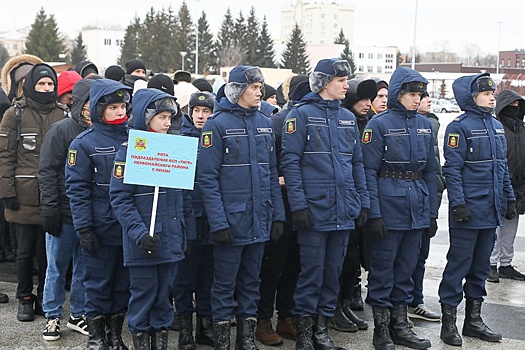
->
[281,58,369,350]
[361,67,437,350]
[175,91,216,350]
[65,79,132,350]
[109,88,195,350]
[197,66,285,350]
[438,73,515,346]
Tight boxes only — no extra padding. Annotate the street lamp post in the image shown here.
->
[195,0,200,75]
[411,0,418,70]
[180,51,187,71]
[497,21,503,75]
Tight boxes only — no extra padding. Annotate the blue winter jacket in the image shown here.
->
[109,88,196,266]
[361,67,438,230]
[281,92,369,231]
[444,73,515,228]
[65,79,131,245]
[197,98,285,245]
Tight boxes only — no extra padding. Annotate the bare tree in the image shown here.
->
[218,44,246,67]
[462,43,482,66]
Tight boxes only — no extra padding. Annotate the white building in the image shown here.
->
[280,0,355,45]
[0,27,30,57]
[81,27,125,72]
[350,45,398,78]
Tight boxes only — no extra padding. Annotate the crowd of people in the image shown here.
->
[0,53,524,350]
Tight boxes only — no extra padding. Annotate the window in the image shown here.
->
[377,66,382,73]
[377,53,382,60]
[104,38,112,45]
[367,66,373,73]
[334,14,338,19]
[501,59,504,67]
[358,65,364,72]
[321,23,325,30]
[359,53,364,59]
[368,53,374,59]
[508,58,511,67]
[333,24,338,28]
[321,14,325,18]
[13,44,17,50]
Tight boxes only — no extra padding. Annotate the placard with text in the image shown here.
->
[124,129,198,190]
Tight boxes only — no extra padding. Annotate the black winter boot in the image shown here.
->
[329,303,358,332]
[295,315,314,350]
[214,321,231,350]
[132,332,150,350]
[341,299,368,330]
[348,282,364,311]
[107,313,129,350]
[462,300,502,342]
[151,330,168,350]
[179,314,196,350]
[87,316,110,350]
[17,295,34,322]
[235,317,258,350]
[440,304,462,346]
[196,315,215,346]
[389,304,430,349]
[372,307,394,350]
[312,315,346,350]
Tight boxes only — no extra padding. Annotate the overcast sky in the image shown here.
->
[2,0,523,56]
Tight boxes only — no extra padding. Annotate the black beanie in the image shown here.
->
[148,74,175,96]
[125,59,146,75]
[288,75,309,100]
[192,78,213,92]
[263,83,277,101]
[105,65,125,81]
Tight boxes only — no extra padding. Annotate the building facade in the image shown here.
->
[81,28,125,72]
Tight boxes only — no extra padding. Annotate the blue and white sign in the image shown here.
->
[124,129,198,190]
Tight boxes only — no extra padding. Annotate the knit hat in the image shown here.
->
[125,59,146,75]
[148,74,175,96]
[58,71,82,97]
[192,78,213,92]
[173,82,199,108]
[288,75,309,100]
[263,83,277,101]
[105,65,125,81]
[145,97,178,125]
[374,78,389,92]
[309,58,351,93]
[74,61,99,78]
[224,66,264,104]
[22,63,58,105]
[174,70,192,83]
[189,92,215,116]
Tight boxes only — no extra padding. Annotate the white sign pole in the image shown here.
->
[149,186,160,237]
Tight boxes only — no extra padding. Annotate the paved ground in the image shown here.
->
[1,112,525,349]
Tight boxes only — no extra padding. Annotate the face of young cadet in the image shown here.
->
[237,82,263,108]
[323,76,349,100]
[373,87,388,112]
[131,69,146,78]
[148,111,172,134]
[192,106,213,130]
[418,96,432,114]
[35,77,55,92]
[399,92,422,111]
[102,102,127,122]
[474,91,495,108]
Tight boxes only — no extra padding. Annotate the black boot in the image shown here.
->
[34,294,45,317]
[235,317,258,350]
[295,315,314,350]
[17,295,34,322]
[312,315,346,350]
[440,304,462,346]
[348,282,364,311]
[179,314,196,350]
[151,330,168,350]
[107,313,129,350]
[329,303,358,332]
[132,332,150,350]
[341,300,368,330]
[214,321,231,350]
[87,316,110,350]
[196,315,215,346]
[372,307,394,350]
[462,300,502,342]
[389,304,430,349]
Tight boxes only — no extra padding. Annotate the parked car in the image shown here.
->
[430,98,461,113]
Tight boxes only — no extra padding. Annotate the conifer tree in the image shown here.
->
[216,8,245,67]
[24,8,66,61]
[70,33,87,66]
[176,2,195,72]
[119,16,141,66]
[256,16,276,68]
[280,24,310,74]
[196,12,217,74]
[244,7,260,65]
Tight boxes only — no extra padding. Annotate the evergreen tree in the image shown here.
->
[233,10,247,47]
[196,12,217,75]
[216,8,245,67]
[339,42,356,79]
[256,16,276,68]
[334,29,347,45]
[176,2,195,73]
[24,8,66,61]
[70,32,87,65]
[280,24,310,74]
[216,8,235,49]
[0,45,9,69]
[119,16,141,66]
[243,7,260,65]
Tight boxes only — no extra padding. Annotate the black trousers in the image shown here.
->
[15,223,46,299]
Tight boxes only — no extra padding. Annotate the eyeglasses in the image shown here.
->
[332,60,351,77]
[244,67,264,84]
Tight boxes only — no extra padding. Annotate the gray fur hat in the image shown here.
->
[309,58,351,93]
[224,66,264,104]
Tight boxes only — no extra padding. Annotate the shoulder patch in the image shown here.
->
[113,162,125,179]
[285,118,296,134]
[362,129,372,143]
[68,150,77,166]
[202,131,213,148]
[447,133,460,148]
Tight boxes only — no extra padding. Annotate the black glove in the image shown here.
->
[78,228,99,256]
[356,208,369,228]
[270,221,284,242]
[365,218,388,241]
[186,240,195,255]
[139,234,158,252]
[424,218,438,238]
[292,208,314,230]
[211,229,234,245]
[451,205,472,222]
[43,215,62,237]
[2,197,19,211]
[505,201,517,220]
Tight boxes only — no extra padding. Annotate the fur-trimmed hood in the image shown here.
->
[1,54,43,100]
